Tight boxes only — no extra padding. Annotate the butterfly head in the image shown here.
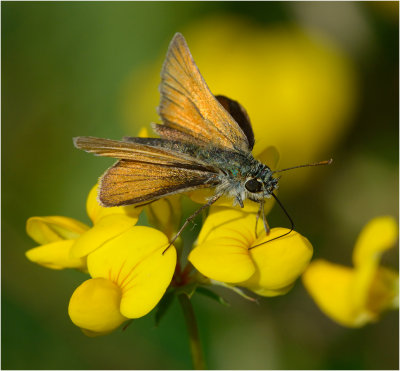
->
[244,166,279,202]
[243,158,333,203]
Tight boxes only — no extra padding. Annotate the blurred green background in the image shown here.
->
[2,2,398,369]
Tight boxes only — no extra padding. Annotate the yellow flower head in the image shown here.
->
[26,184,142,270]
[68,226,176,336]
[302,216,399,327]
[189,206,313,297]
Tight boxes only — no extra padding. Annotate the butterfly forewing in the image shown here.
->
[157,33,251,152]
[100,160,219,206]
[74,136,221,206]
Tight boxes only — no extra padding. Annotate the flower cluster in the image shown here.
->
[25,144,317,336]
[26,179,398,336]
[26,184,176,336]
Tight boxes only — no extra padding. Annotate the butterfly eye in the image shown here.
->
[245,178,262,193]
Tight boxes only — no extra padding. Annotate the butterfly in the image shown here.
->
[74,33,331,249]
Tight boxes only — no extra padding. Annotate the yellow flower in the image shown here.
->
[146,194,182,241]
[26,184,142,270]
[122,15,356,189]
[25,216,89,270]
[189,206,313,297]
[68,226,176,336]
[302,216,399,327]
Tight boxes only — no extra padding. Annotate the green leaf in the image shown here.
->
[210,280,258,302]
[196,286,230,306]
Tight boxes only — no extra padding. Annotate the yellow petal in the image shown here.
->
[255,145,280,170]
[352,261,399,321]
[86,184,142,225]
[353,216,398,267]
[302,260,359,326]
[68,278,128,335]
[120,245,176,318]
[302,260,373,327]
[87,226,176,318]
[146,194,182,239]
[189,207,267,282]
[196,206,265,246]
[250,283,294,297]
[26,216,89,245]
[351,216,398,314]
[366,267,399,313]
[189,237,255,283]
[25,240,87,270]
[70,214,137,258]
[240,228,313,296]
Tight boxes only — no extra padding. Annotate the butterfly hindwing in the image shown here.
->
[100,160,219,206]
[215,95,255,151]
[74,136,221,206]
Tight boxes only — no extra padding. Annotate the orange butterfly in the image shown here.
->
[74,33,331,248]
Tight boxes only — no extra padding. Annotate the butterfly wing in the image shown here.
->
[215,95,255,151]
[156,33,251,152]
[100,160,219,206]
[74,136,220,206]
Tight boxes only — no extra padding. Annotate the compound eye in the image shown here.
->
[245,178,262,193]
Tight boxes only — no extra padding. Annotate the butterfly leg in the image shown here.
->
[255,202,263,238]
[236,195,244,208]
[162,194,221,254]
[249,193,294,250]
[261,198,270,236]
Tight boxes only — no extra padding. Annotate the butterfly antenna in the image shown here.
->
[250,193,294,249]
[272,158,333,174]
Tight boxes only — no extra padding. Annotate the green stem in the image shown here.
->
[178,293,206,370]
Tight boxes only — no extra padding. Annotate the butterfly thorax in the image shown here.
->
[203,147,278,205]
[171,142,278,205]
[120,137,278,206]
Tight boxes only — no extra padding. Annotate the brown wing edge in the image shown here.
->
[215,95,255,151]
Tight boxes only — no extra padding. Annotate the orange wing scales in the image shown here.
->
[99,160,219,206]
[157,33,250,152]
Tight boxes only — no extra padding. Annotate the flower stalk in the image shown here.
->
[178,293,205,370]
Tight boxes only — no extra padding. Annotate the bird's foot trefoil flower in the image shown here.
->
[69,226,176,336]
[189,206,313,297]
[26,184,142,271]
[302,216,399,327]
